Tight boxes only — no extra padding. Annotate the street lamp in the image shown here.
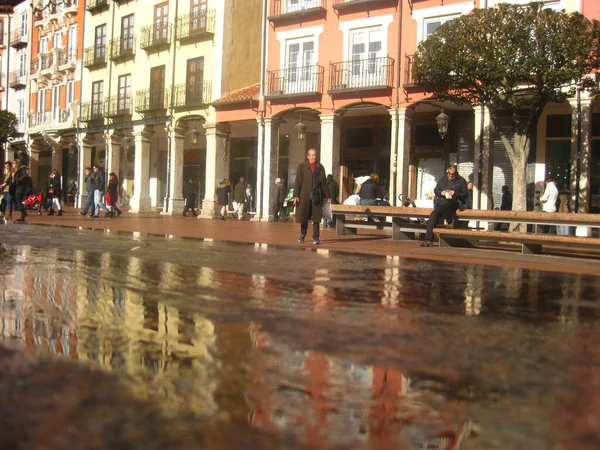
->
[68,142,77,156]
[189,127,200,146]
[122,135,131,151]
[295,112,306,144]
[436,109,449,139]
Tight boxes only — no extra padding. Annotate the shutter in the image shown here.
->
[457,118,474,184]
[492,138,513,209]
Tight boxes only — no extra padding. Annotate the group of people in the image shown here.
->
[0,159,33,223]
[80,165,122,219]
[215,177,254,221]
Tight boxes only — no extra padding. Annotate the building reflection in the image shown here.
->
[246,322,470,449]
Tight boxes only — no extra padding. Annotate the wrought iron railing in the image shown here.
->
[81,101,104,121]
[30,58,39,75]
[172,81,212,108]
[176,10,216,41]
[57,47,78,66]
[83,46,107,68]
[140,23,172,50]
[105,95,132,117]
[329,56,394,91]
[110,36,136,61]
[404,54,415,85]
[9,29,28,48]
[9,70,26,89]
[266,65,324,97]
[28,109,72,128]
[135,88,169,112]
[269,0,326,17]
[332,0,393,6]
[86,0,108,13]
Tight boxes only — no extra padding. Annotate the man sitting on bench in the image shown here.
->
[420,164,468,247]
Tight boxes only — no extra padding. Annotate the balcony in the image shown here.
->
[140,23,172,52]
[328,56,394,94]
[332,0,396,11]
[30,58,39,78]
[9,71,26,90]
[28,109,74,129]
[135,88,169,114]
[39,52,54,77]
[176,10,215,43]
[111,0,130,3]
[110,36,136,62]
[57,47,78,70]
[86,0,109,14]
[268,0,326,24]
[172,81,212,109]
[9,29,28,49]
[81,101,104,122]
[265,65,324,99]
[404,54,416,87]
[84,46,107,69]
[105,95,132,118]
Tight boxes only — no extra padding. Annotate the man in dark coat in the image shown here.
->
[358,173,380,205]
[232,176,246,220]
[47,170,63,216]
[92,165,110,218]
[293,148,330,245]
[269,177,286,223]
[182,179,198,217]
[420,164,468,247]
[79,167,97,217]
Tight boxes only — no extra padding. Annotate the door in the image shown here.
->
[117,74,131,113]
[186,57,204,104]
[191,0,207,32]
[154,2,169,43]
[51,85,60,122]
[286,38,314,94]
[68,24,77,63]
[95,24,106,60]
[91,81,103,118]
[349,28,383,88]
[19,52,27,78]
[150,65,165,109]
[39,37,48,70]
[121,14,134,52]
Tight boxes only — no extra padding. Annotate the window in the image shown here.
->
[286,0,319,13]
[68,24,77,63]
[95,24,106,59]
[117,74,131,112]
[51,85,60,121]
[39,36,48,55]
[150,65,165,108]
[53,30,63,49]
[92,80,103,116]
[121,14,134,50]
[423,15,458,40]
[0,20,4,46]
[66,80,75,106]
[19,52,26,77]
[186,57,204,104]
[20,12,27,38]
[191,0,207,31]
[349,27,383,86]
[154,2,168,42]
[38,88,47,112]
[17,99,25,128]
[286,36,315,93]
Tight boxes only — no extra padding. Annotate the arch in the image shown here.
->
[333,101,391,116]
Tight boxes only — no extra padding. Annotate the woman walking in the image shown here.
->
[9,160,32,223]
[106,172,122,218]
[47,170,63,216]
[216,178,230,220]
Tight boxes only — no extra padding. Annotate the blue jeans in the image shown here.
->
[3,192,13,212]
[81,191,96,215]
[94,190,109,214]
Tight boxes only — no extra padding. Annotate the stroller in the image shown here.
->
[23,192,44,212]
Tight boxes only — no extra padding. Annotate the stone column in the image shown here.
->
[569,94,593,236]
[319,114,341,200]
[104,129,121,180]
[28,141,42,191]
[256,117,279,221]
[164,124,186,214]
[391,108,412,206]
[77,135,94,208]
[51,145,62,172]
[129,125,153,213]
[201,123,229,218]
[473,105,494,211]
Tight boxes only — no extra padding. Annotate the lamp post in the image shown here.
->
[295,112,306,144]
[436,109,449,139]
[189,127,200,146]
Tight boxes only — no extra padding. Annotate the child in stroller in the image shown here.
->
[23,191,44,215]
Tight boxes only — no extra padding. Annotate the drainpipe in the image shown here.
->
[257,0,268,220]
[76,0,86,208]
[5,13,11,164]
[392,0,404,206]
[104,1,116,172]
[163,0,179,214]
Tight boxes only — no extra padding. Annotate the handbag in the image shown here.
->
[322,200,332,221]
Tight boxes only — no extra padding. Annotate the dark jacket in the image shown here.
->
[270,182,286,205]
[107,177,119,199]
[85,173,96,194]
[501,191,512,211]
[2,172,11,194]
[93,169,106,193]
[11,167,32,196]
[327,177,339,201]
[183,181,196,202]
[293,161,330,224]
[233,182,246,203]
[433,174,468,208]
[216,185,230,206]
[47,175,62,198]
[359,179,379,200]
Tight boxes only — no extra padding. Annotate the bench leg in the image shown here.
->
[336,214,356,236]
[522,243,542,255]
[439,236,476,248]
[392,218,414,241]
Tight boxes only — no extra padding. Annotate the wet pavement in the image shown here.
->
[1,224,600,449]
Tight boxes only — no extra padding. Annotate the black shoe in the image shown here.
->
[116,210,122,217]
[79,212,86,216]
[57,210,63,217]
[91,215,99,219]
[420,240,434,247]
[37,211,42,216]
[313,238,321,245]
[298,235,305,243]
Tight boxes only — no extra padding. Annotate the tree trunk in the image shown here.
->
[502,132,529,232]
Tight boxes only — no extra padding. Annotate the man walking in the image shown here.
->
[269,177,286,223]
[92,164,110,218]
[293,148,330,245]
[182,179,198,217]
[233,176,246,220]
[420,164,468,247]
[79,167,97,217]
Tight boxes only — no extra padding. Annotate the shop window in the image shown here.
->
[346,127,373,149]
[546,114,571,138]
[415,124,443,147]
[545,140,570,190]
